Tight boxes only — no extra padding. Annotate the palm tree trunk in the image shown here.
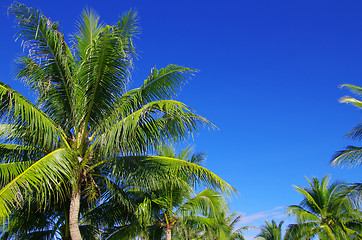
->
[165,226,172,240]
[69,187,82,240]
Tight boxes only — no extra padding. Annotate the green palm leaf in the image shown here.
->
[0,82,69,149]
[9,2,75,128]
[0,148,74,221]
[94,100,211,157]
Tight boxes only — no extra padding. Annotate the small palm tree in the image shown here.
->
[286,176,362,239]
[256,220,284,240]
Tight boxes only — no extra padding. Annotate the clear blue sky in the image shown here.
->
[1,0,362,238]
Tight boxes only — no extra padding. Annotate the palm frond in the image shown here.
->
[331,145,362,167]
[287,205,320,223]
[340,84,362,96]
[0,148,74,221]
[9,2,75,128]
[0,82,69,149]
[94,100,211,157]
[77,11,138,134]
[72,9,104,61]
[178,189,226,218]
[141,65,197,102]
[144,155,235,195]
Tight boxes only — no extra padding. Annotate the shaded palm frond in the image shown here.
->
[331,145,362,167]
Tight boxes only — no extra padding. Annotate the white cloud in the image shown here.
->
[236,206,296,239]
[239,206,287,225]
[244,236,255,240]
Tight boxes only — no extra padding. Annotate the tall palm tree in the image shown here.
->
[256,220,284,240]
[0,3,234,239]
[286,176,362,240]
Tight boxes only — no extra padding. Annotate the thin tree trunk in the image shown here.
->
[165,226,172,240]
[69,187,82,240]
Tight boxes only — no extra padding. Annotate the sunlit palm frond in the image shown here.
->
[9,2,75,128]
[72,9,104,61]
[178,189,226,218]
[77,11,138,134]
[141,65,197,102]
[0,148,74,221]
[339,96,362,109]
[340,84,362,96]
[0,82,69,149]
[95,100,211,157]
[100,65,197,124]
[144,156,235,195]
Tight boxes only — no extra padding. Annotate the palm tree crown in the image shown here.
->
[286,176,362,240]
[0,3,234,240]
[256,220,284,240]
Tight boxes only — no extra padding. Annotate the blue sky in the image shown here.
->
[1,0,362,238]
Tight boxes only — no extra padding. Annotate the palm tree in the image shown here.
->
[103,145,232,240]
[199,211,251,240]
[0,3,234,240]
[286,176,362,240]
[331,84,362,167]
[92,145,234,240]
[256,220,284,240]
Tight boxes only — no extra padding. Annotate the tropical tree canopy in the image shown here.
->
[332,84,362,167]
[0,2,235,240]
[102,145,234,240]
[256,220,284,240]
[286,176,362,240]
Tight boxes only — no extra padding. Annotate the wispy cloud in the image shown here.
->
[239,206,287,225]
[237,206,296,239]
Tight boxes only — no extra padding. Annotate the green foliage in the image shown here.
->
[0,3,233,239]
[332,84,362,167]
[286,176,362,239]
[256,220,283,240]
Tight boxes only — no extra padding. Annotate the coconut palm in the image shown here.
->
[103,145,232,240]
[198,211,251,240]
[286,176,362,240]
[256,220,284,240]
[331,84,362,167]
[1,3,234,240]
[331,84,362,202]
